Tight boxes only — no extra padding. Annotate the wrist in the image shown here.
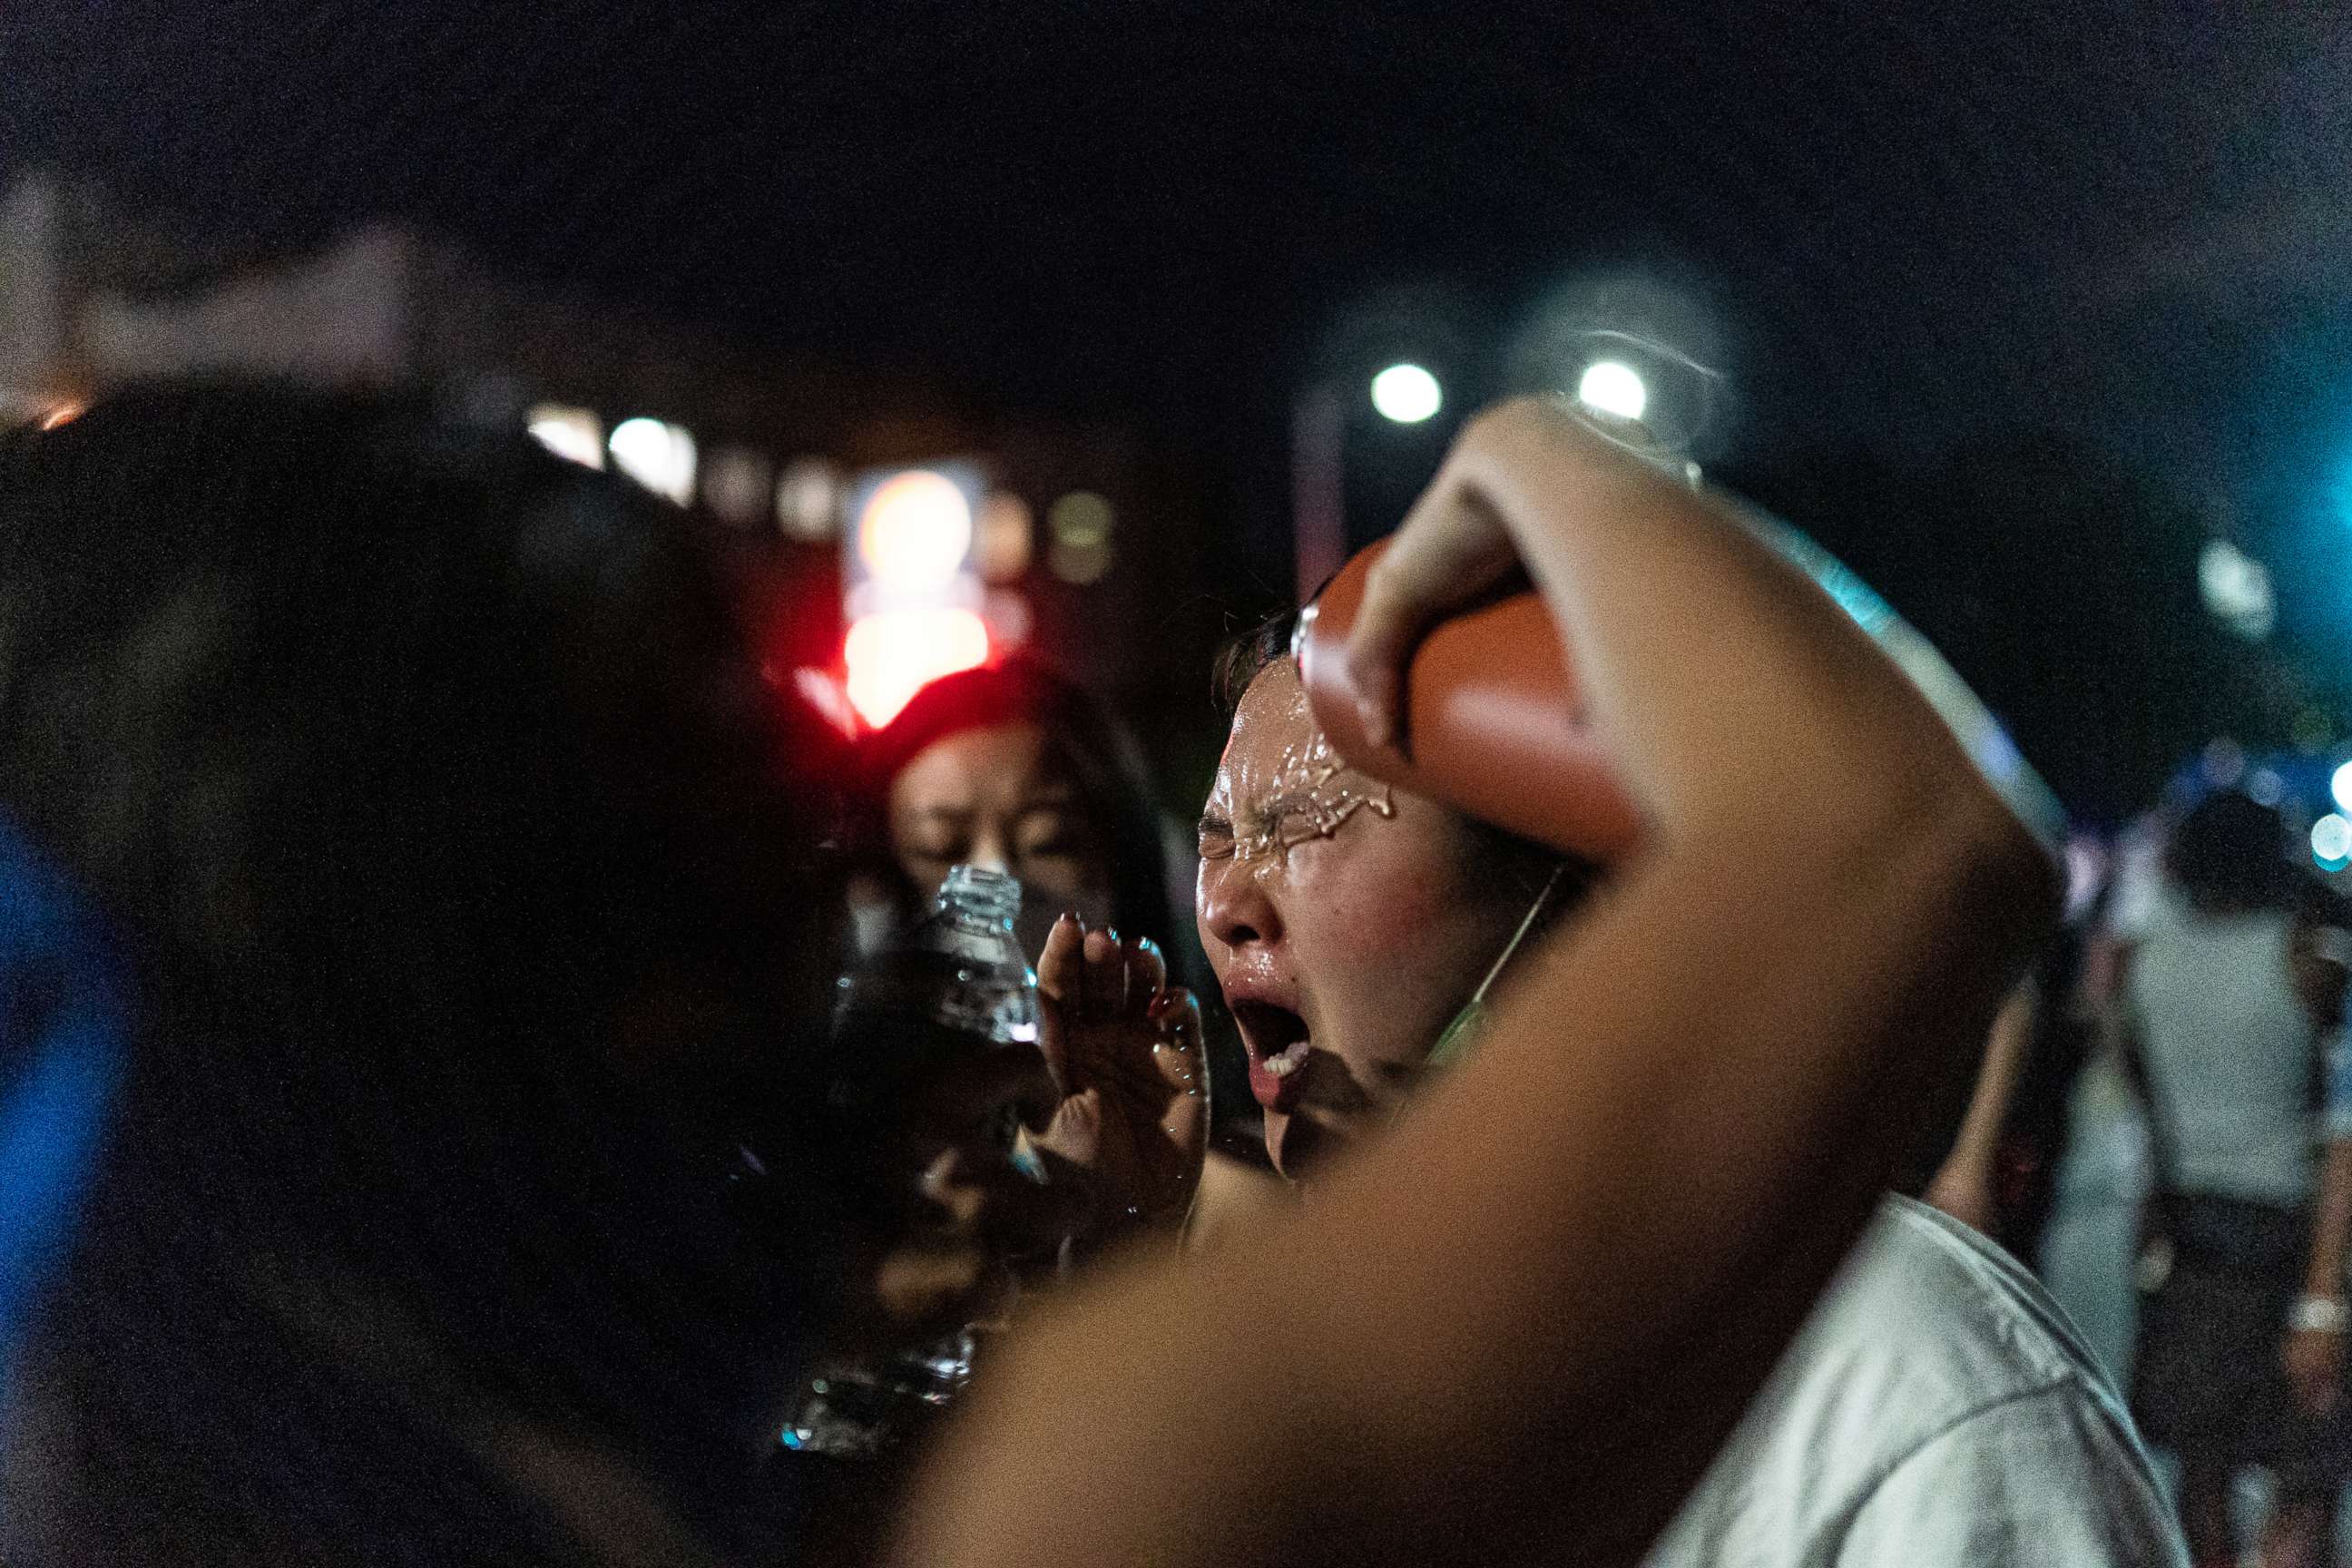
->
[2292,1294,2347,1335]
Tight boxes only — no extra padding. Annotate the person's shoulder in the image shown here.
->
[1643,1196,2172,1565]
[1730,1195,2147,1497]
[1805,1202,2186,1563]
[1820,1196,2124,1417]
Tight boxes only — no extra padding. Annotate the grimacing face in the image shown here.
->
[1195,660,1532,1180]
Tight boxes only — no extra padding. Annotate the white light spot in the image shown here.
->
[608,417,696,505]
[2199,538,2274,641]
[1370,363,1443,425]
[1576,360,1649,421]
[526,404,604,470]
[2316,813,2352,869]
[858,470,974,593]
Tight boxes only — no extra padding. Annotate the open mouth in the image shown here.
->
[1232,1000,1311,1110]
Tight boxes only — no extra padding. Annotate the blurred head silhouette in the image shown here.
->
[0,382,839,1562]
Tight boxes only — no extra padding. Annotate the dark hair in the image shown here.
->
[1212,610,1298,719]
[858,657,1182,950]
[0,383,829,1560]
[2168,790,2291,911]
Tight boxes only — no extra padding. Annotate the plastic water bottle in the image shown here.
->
[837,862,1038,1060]
[779,864,1047,1460]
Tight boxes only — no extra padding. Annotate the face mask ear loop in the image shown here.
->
[1476,862,1568,1014]
[1411,861,1571,1093]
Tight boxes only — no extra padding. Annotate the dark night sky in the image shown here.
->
[8,0,2352,808]
[11,2,2343,449]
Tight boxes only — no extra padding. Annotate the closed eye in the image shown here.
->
[1259,793,1331,845]
[1014,807,1093,860]
[899,808,975,862]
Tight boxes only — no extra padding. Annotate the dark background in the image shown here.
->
[9,0,2349,819]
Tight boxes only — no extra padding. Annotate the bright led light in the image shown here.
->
[844,607,991,728]
[526,404,604,470]
[2316,813,2352,870]
[1576,360,1649,421]
[858,470,975,593]
[2331,762,2352,815]
[609,417,695,505]
[1370,363,1442,424]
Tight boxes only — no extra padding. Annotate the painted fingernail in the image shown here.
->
[1008,1127,1049,1186]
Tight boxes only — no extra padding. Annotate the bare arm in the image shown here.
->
[2306,1140,2352,1306]
[891,400,2059,1568]
[2286,942,2352,1415]
[1926,979,2038,1231]
[2281,1139,2352,1419]
[2282,922,2351,1416]
[2297,933,2352,1311]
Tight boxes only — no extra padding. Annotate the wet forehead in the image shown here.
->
[1211,660,1333,814]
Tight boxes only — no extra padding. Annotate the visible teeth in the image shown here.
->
[1262,1042,1310,1077]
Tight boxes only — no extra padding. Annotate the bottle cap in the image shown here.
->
[940,864,1022,929]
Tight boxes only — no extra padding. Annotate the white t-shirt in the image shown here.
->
[1642,1197,2185,1567]
[2122,901,2328,1205]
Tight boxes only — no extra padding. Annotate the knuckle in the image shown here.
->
[1459,400,1526,446]
[1357,556,1406,611]
[1463,395,1562,456]
[1491,393,1563,432]
[1343,616,1398,668]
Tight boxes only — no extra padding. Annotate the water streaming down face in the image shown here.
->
[1198,678,1396,873]
[1197,662,1534,1178]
